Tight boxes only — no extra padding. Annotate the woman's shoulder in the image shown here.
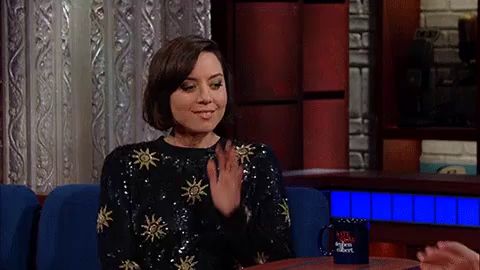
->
[100,140,162,186]
[232,139,277,164]
[104,139,160,165]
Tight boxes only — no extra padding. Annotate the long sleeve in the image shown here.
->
[97,150,141,270]
[224,144,294,267]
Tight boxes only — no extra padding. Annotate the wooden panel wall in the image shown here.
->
[213,0,349,170]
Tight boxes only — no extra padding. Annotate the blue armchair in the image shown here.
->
[36,184,101,270]
[0,184,40,270]
[33,184,329,269]
[286,187,330,257]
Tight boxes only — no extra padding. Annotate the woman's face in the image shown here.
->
[170,52,227,135]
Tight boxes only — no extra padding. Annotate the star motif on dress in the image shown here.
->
[235,144,255,164]
[119,260,140,270]
[96,205,113,233]
[279,199,291,226]
[132,148,160,170]
[141,214,167,242]
[181,178,208,205]
[255,251,269,265]
[174,255,198,270]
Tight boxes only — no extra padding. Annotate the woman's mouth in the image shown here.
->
[193,110,214,119]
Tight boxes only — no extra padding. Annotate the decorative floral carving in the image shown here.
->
[113,0,134,147]
[62,0,74,181]
[34,0,55,192]
[6,0,27,185]
[90,0,107,182]
[2,0,212,190]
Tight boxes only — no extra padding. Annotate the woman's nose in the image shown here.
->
[198,85,212,103]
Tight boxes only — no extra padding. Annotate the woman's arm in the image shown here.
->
[97,150,141,270]
[223,144,294,266]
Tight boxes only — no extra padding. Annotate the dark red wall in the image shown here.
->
[303,3,348,92]
[234,2,301,170]
[212,1,349,171]
[302,2,349,169]
[235,3,299,102]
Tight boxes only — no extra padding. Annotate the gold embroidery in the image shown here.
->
[181,178,208,205]
[97,205,113,233]
[255,252,269,265]
[174,255,198,270]
[235,144,255,164]
[119,260,140,270]
[141,214,167,242]
[132,148,160,170]
[279,199,291,226]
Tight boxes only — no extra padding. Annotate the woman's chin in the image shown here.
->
[184,125,218,135]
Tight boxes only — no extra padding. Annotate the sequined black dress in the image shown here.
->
[97,137,293,270]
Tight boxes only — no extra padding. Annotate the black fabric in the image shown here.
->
[97,136,293,270]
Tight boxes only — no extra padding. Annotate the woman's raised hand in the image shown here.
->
[207,140,244,217]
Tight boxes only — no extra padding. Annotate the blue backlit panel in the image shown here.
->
[372,193,391,221]
[329,190,479,228]
[414,195,435,223]
[435,196,456,225]
[458,198,480,226]
[330,191,350,218]
[393,194,413,222]
[351,192,371,219]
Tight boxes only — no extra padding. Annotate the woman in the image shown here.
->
[97,35,293,270]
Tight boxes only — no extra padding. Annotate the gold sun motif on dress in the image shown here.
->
[181,178,208,205]
[132,148,160,170]
[235,144,255,164]
[119,260,140,270]
[96,205,113,233]
[255,251,269,265]
[141,214,167,242]
[174,255,198,270]
[279,199,291,226]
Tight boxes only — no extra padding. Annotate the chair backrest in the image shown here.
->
[0,184,40,270]
[286,187,330,257]
[36,184,101,270]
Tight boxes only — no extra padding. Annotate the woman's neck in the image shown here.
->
[165,130,219,148]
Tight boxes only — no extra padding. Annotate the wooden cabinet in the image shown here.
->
[375,0,480,174]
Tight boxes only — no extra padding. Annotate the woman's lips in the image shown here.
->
[193,110,214,119]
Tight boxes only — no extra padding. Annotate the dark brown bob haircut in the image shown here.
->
[143,35,234,131]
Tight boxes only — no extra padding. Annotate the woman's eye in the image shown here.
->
[180,84,196,91]
[210,82,223,90]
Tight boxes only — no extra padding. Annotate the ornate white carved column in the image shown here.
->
[1,0,211,193]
